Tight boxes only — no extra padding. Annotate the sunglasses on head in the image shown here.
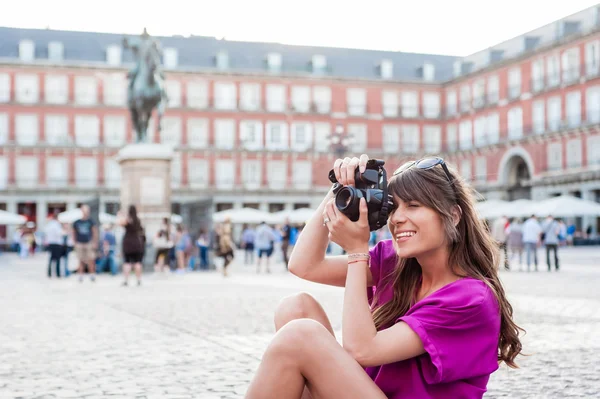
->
[393,157,454,186]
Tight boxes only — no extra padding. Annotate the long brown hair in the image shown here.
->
[371,160,523,368]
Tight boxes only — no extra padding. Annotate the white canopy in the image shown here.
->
[0,210,27,225]
[532,195,600,218]
[272,208,316,224]
[475,200,509,219]
[57,209,117,224]
[212,207,277,224]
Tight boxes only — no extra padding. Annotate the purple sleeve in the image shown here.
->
[398,280,500,384]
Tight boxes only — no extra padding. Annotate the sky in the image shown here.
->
[2,0,600,56]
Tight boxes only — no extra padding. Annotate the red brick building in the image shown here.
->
[1,5,600,237]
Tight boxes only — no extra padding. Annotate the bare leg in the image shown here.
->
[122,263,131,285]
[246,319,386,399]
[134,262,142,284]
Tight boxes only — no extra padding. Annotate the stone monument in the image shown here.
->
[117,28,172,253]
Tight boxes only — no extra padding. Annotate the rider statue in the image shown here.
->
[122,28,168,143]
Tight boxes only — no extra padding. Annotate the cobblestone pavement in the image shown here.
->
[0,246,599,398]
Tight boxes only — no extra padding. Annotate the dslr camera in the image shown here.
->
[328,159,393,232]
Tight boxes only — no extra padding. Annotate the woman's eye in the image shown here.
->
[408,203,420,208]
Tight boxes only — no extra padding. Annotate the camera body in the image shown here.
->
[328,159,393,232]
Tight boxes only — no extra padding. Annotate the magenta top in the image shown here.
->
[365,240,501,399]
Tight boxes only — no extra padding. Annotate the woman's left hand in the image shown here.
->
[323,197,370,254]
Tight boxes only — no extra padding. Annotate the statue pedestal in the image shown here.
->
[117,143,174,268]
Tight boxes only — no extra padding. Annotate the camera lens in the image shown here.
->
[335,187,361,221]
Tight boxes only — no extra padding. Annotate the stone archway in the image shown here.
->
[497,147,534,200]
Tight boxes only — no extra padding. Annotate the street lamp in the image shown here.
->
[327,124,354,158]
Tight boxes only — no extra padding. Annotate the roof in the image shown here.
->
[0,26,458,82]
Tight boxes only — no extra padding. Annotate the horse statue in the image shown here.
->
[122,28,168,143]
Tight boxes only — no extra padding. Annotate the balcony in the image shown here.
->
[508,85,521,101]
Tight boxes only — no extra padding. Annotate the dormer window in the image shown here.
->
[163,47,178,69]
[106,44,122,66]
[380,59,393,79]
[19,40,35,62]
[216,51,229,69]
[422,62,435,81]
[311,55,327,73]
[267,52,282,72]
[48,41,64,62]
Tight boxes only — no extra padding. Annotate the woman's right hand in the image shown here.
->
[332,154,370,187]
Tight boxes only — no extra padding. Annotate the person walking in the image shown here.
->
[241,224,256,265]
[43,212,64,278]
[280,219,292,269]
[117,205,145,286]
[72,205,98,282]
[491,215,510,270]
[522,215,542,272]
[218,220,235,277]
[542,215,561,271]
[255,222,277,274]
[506,218,524,271]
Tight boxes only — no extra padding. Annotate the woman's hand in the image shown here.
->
[333,154,370,187]
[323,197,370,254]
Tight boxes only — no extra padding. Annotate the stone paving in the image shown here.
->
[0,246,599,398]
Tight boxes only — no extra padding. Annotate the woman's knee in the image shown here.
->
[274,292,321,330]
[267,318,330,360]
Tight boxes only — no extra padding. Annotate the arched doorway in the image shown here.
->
[505,157,531,200]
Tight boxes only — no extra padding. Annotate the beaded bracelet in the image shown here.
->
[348,253,370,260]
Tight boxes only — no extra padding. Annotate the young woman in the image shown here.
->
[246,155,523,399]
[117,205,145,286]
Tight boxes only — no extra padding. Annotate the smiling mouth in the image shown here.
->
[395,231,416,243]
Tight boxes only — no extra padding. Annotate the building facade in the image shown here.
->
[1,5,600,237]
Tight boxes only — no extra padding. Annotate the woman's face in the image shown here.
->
[387,196,448,259]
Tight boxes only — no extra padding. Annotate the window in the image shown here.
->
[0,157,7,189]
[75,76,97,105]
[216,51,229,70]
[531,59,544,93]
[562,47,580,84]
[459,120,472,150]
[586,40,600,77]
[266,84,286,112]
[45,114,69,145]
[48,41,64,62]
[566,91,581,127]
[104,73,126,106]
[187,118,209,149]
[533,100,545,134]
[19,40,34,62]
[402,91,419,118]
[423,92,440,118]
[290,123,313,151]
[508,107,523,139]
[547,96,562,132]
[446,90,457,116]
[474,116,487,147]
[313,123,330,153]
[546,54,560,87]
[16,74,39,104]
[240,120,263,151]
[16,157,38,188]
[15,114,38,146]
[187,81,208,109]
[423,126,441,153]
[101,158,119,188]
[163,48,178,69]
[382,125,400,153]
[171,152,181,188]
[160,117,182,146]
[165,80,181,108]
[75,115,99,147]
[267,53,282,72]
[566,139,582,168]
[472,80,485,108]
[402,124,419,154]
[380,60,393,79]
[313,86,331,114]
[475,156,487,183]
[45,75,68,104]
[460,159,471,181]
[104,116,126,147]
[291,86,310,113]
[242,160,262,190]
[240,83,261,111]
[508,67,521,99]
[587,136,600,165]
[268,160,287,190]
[547,142,562,171]
[292,160,312,189]
[47,157,68,188]
[487,113,500,144]
[347,88,367,116]
[586,86,600,124]
[0,73,10,103]
[348,123,367,152]
[214,82,237,110]
[311,55,327,74]
[487,76,499,104]
[446,123,457,152]
[265,121,289,151]
[460,85,470,112]
[0,113,7,145]
[106,45,122,66]
[75,157,97,188]
[382,91,399,117]
[215,159,235,189]
[188,159,209,189]
[214,119,235,150]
